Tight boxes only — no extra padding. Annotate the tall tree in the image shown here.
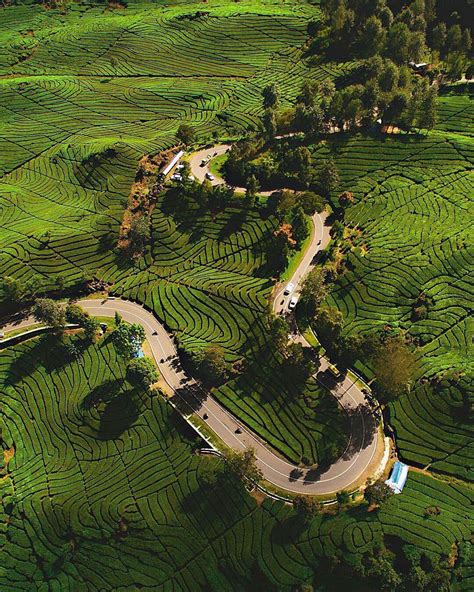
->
[224,447,263,484]
[268,315,289,355]
[364,479,393,507]
[300,268,328,316]
[314,306,343,344]
[292,206,309,245]
[262,83,280,110]
[199,345,229,385]
[245,174,259,207]
[417,85,437,131]
[360,16,386,56]
[318,158,340,196]
[112,322,146,360]
[32,298,66,330]
[129,215,150,254]
[293,495,322,524]
[373,336,416,401]
[176,124,195,146]
[386,22,410,64]
[127,356,159,388]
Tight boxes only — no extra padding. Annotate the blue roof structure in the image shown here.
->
[385,461,409,494]
[132,347,145,359]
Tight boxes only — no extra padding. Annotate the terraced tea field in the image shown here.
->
[1,1,334,292]
[389,378,473,481]
[114,188,347,465]
[1,335,472,590]
[0,1,353,464]
[324,104,473,380]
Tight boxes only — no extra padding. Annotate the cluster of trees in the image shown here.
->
[179,342,230,387]
[265,189,324,275]
[257,4,471,142]
[111,316,158,388]
[170,174,236,213]
[298,269,417,401]
[31,299,103,342]
[224,134,340,194]
[312,0,471,80]
[267,315,318,388]
[127,215,151,256]
[263,64,438,140]
[0,273,70,307]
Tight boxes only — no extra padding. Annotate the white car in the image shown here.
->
[288,296,298,310]
[205,172,215,181]
[171,173,182,181]
[283,282,294,295]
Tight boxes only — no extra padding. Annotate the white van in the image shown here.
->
[288,296,298,310]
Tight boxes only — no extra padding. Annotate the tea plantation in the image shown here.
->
[0,1,352,465]
[324,95,473,380]
[1,1,473,590]
[320,87,473,480]
[1,335,472,590]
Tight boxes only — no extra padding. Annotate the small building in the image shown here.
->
[161,150,185,178]
[408,61,429,74]
[385,461,409,494]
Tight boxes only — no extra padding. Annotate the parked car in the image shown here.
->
[288,295,298,310]
[326,363,341,379]
[284,282,294,295]
[205,172,215,181]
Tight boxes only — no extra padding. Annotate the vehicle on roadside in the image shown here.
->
[326,363,341,379]
[171,173,182,181]
[284,282,294,295]
[288,295,298,310]
[200,159,207,166]
[205,172,215,181]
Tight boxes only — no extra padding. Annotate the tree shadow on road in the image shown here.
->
[171,382,208,414]
[341,404,377,461]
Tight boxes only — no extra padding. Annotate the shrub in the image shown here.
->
[127,357,159,388]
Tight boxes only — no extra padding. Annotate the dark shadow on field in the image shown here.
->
[81,378,126,410]
[181,474,247,526]
[171,382,208,414]
[271,514,308,545]
[5,333,72,385]
[98,390,140,440]
[218,208,248,240]
[80,378,142,440]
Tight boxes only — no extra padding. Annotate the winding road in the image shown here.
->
[1,149,382,496]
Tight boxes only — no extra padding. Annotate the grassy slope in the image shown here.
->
[1,335,472,590]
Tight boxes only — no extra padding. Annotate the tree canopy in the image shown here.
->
[112,322,146,360]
